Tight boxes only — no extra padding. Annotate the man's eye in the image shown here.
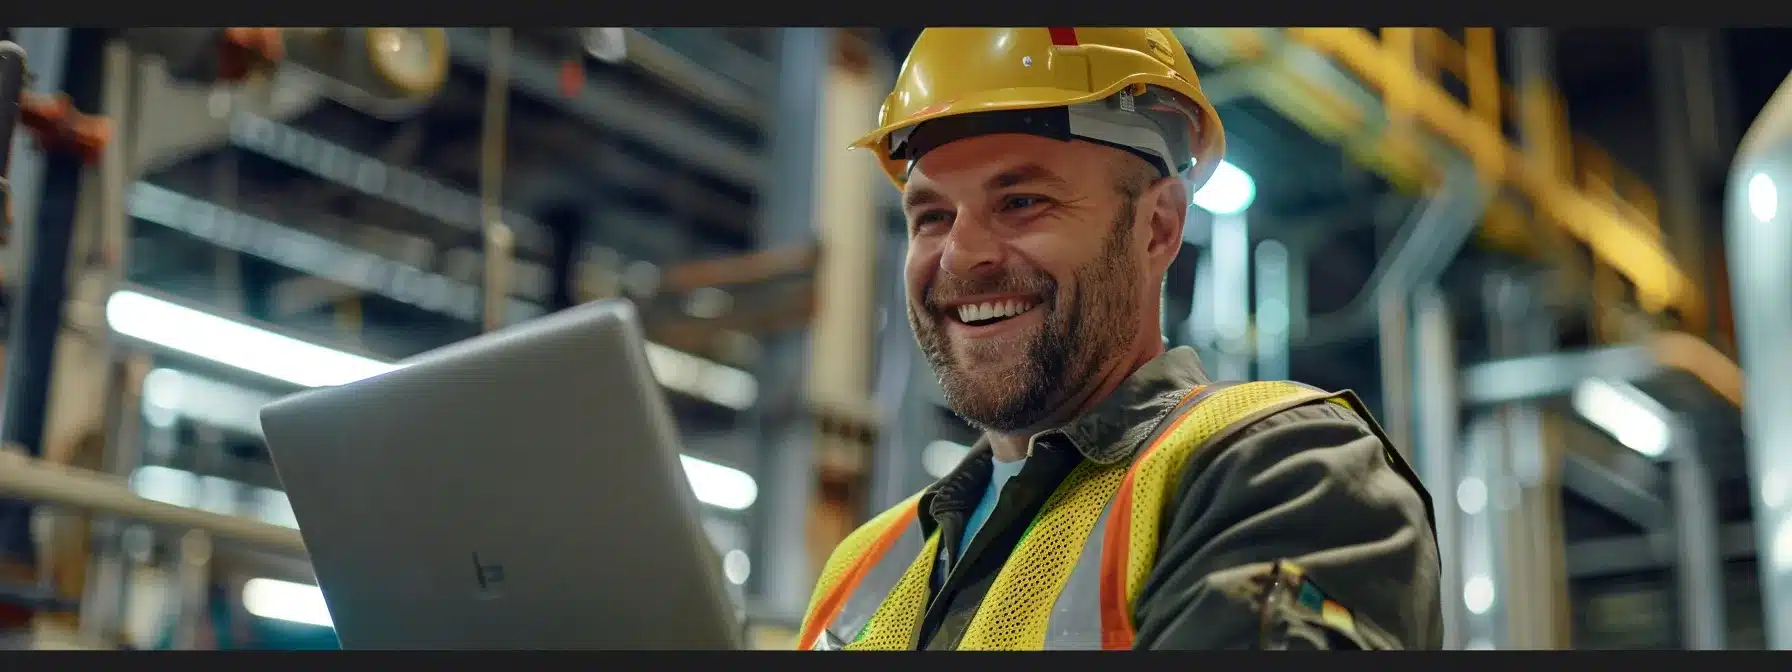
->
[911,211,952,232]
[1001,195,1048,212]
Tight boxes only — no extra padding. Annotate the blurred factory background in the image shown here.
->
[0,26,1787,650]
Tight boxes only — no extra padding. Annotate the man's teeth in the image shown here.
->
[957,300,1036,324]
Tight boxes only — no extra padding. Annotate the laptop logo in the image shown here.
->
[472,552,506,597]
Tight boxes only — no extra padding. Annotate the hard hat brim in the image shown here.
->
[852,73,1225,193]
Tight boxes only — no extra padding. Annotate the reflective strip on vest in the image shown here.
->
[1039,502,1112,649]
[816,521,926,649]
[801,381,1364,650]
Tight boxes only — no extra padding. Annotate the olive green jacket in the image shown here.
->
[912,346,1442,650]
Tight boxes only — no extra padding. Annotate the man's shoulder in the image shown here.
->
[1164,380,1436,536]
[1159,380,1374,447]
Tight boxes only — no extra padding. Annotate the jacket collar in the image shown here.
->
[1054,346,1212,465]
[924,346,1213,509]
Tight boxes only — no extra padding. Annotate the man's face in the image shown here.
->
[901,134,1157,434]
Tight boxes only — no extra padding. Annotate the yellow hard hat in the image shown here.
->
[853,27,1226,192]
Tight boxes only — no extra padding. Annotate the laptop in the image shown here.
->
[258,300,744,650]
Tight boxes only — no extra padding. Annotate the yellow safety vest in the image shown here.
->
[797,381,1385,651]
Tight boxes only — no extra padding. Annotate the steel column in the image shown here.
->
[78,37,145,646]
[1649,29,1713,339]
[1668,424,1727,649]
[1208,213,1250,381]
[0,28,103,575]
[1252,240,1291,382]
[747,27,827,624]
[1727,72,1792,649]
[1411,285,1463,649]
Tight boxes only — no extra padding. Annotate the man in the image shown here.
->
[798,28,1441,651]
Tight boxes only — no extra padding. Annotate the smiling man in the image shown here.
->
[797,28,1442,651]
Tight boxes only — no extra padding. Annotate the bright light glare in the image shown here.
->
[1571,379,1670,458]
[113,291,761,510]
[1456,478,1487,516]
[242,578,333,628]
[143,368,276,436]
[1775,519,1792,572]
[138,365,758,512]
[1748,173,1779,223]
[107,290,758,410]
[1193,161,1256,215]
[722,548,752,585]
[642,342,758,411]
[681,455,758,510]
[922,440,971,479]
[107,291,397,388]
[1463,575,1495,615]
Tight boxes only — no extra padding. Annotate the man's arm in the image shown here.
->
[1130,401,1442,650]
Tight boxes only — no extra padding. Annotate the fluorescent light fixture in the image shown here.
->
[642,341,758,411]
[112,291,761,509]
[129,465,300,530]
[1193,161,1256,215]
[242,578,333,628]
[922,440,971,480]
[106,289,758,409]
[680,455,758,510]
[1748,172,1779,223]
[135,366,759,512]
[107,291,398,388]
[1571,378,1670,458]
[142,368,277,435]
[1463,574,1495,615]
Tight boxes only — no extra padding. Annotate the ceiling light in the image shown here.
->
[242,578,333,628]
[1571,379,1670,458]
[1193,160,1256,215]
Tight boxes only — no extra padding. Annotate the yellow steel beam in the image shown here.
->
[1178,29,1433,192]
[1284,27,1696,317]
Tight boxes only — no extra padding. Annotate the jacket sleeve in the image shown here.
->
[1129,401,1443,650]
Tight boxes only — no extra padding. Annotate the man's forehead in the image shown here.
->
[903,139,1090,204]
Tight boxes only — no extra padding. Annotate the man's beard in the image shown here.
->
[910,201,1141,434]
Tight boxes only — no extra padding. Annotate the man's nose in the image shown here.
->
[939,216,1005,278]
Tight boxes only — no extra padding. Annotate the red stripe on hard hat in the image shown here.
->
[1047,28,1079,46]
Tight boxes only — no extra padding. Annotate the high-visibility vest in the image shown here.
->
[797,381,1397,651]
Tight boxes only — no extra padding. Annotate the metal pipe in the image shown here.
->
[1649,30,1712,341]
[0,451,305,554]
[1285,27,1693,318]
[1376,293,1413,461]
[479,28,516,333]
[1303,161,1487,350]
[170,530,212,650]
[1668,425,1727,649]
[1411,284,1464,649]
[79,37,145,644]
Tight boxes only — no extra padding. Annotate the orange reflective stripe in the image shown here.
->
[1098,470,1138,650]
[1096,385,1210,650]
[797,496,922,650]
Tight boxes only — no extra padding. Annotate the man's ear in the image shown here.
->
[1142,176,1190,273]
